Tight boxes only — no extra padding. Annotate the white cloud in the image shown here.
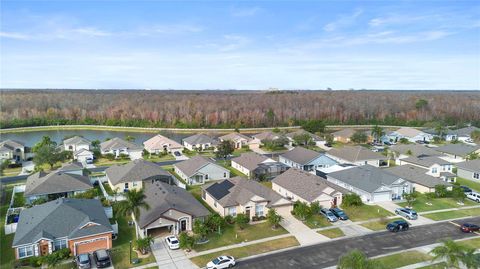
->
[323,9,363,32]
[0,31,31,40]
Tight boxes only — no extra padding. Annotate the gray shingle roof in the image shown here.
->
[401,156,450,168]
[63,136,91,145]
[386,165,451,188]
[231,152,269,171]
[327,146,384,163]
[253,132,281,141]
[106,159,172,185]
[13,198,112,246]
[25,170,92,197]
[280,147,321,165]
[174,155,226,177]
[219,133,251,142]
[0,139,24,151]
[328,165,401,193]
[100,137,142,151]
[435,144,480,157]
[285,130,322,141]
[455,159,480,172]
[183,134,216,145]
[451,126,480,137]
[138,182,210,228]
[390,144,443,157]
[59,162,84,172]
[272,168,349,202]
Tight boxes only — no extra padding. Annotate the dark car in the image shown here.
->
[460,186,473,193]
[416,140,429,144]
[325,143,332,147]
[329,208,349,220]
[93,249,111,268]
[386,220,410,232]
[76,253,91,269]
[383,141,392,146]
[174,151,181,157]
[461,223,480,233]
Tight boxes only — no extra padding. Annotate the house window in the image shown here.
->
[228,207,237,216]
[18,245,34,258]
[474,173,480,180]
[124,183,129,189]
[432,168,437,174]
[255,205,264,216]
[205,174,209,180]
[132,182,138,187]
[223,172,227,178]
[54,239,67,250]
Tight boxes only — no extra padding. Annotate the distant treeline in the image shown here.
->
[1,90,479,129]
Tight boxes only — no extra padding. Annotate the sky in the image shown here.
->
[1,0,479,90]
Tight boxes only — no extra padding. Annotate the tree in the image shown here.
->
[371,125,385,143]
[430,239,471,269]
[415,99,428,110]
[435,185,449,198]
[135,236,154,254]
[125,135,135,142]
[350,131,368,144]
[292,201,311,220]
[338,249,383,269]
[471,130,480,143]
[193,219,209,241]
[302,120,326,134]
[116,189,150,220]
[293,133,313,146]
[215,140,234,159]
[451,185,466,203]
[33,145,68,169]
[32,136,56,153]
[91,139,101,149]
[325,134,334,145]
[466,152,479,160]
[403,191,418,207]
[434,124,447,139]
[342,193,363,207]
[265,108,276,126]
[235,213,250,230]
[266,208,283,229]
[310,201,321,214]
[399,138,409,144]
[179,232,195,251]
[206,213,225,234]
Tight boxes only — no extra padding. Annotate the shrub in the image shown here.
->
[293,201,312,220]
[266,208,283,229]
[435,185,449,198]
[235,214,250,230]
[135,236,154,254]
[310,201,322,214]
[205,213,226,233]
[104,153,115,161]
[342,193,363,207]
[224,215,235,224]
[179,232,195,251]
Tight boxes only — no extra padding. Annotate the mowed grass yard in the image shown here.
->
[317,228,345,238]
[374,250,432,269]
[0,185,15,269]
[456,177,480,192]
[342,205,394,222]
[294,214,332,229]
[422,207,480,221]
[360,218,403,231]
[397,194,477,212]
[190,236,299,267]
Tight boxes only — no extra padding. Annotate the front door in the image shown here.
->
[40,244,49,256]
[245,208,251,219]
[180,219,187,231]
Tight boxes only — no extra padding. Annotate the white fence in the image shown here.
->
[4,185,26,234]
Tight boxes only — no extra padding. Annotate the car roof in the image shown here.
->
[96,249,108,257]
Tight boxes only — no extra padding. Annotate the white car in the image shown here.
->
[206,256,236,269]
[467,192,480,202]
[165,235,179,250]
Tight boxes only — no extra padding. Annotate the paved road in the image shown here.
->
[237,217,480,269]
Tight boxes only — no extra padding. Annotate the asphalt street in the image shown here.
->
[237,217,480,269]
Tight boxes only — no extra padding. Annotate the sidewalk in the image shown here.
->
[277,209,330,245]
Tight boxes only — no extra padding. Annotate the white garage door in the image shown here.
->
[372,192,391,202]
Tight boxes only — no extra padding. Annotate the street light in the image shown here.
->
[129,240,132,264]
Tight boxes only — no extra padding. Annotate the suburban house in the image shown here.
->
[24,165,92,203]
[272,168,348,208]
[136,181,210,237]
[455,159,480,181]
[202,177,293,219]
[398,155,454,179]
[386,165,452,193]
[100,137,143,160]
[424,129,458,142]
[434,144,480,162]
[143,134,184,154]
[252,162,289,180]
[174,155,230,185]
[386,127,433,143]
[326,165,413,203]
[218,133,252,149]
[248,132,282,149]
[279,147,337,172]
[452,126,480,143]
[285,130,324,146]
[105,159,173,192]
[182,134,217,151]
[73,148,94,163]
[12,198,113,259]
[390,144,443,163]
[332,129,372,143]
[0,139,26,164]
[326,146,388,167]
[231,152,276,178]
[63,136,91,152]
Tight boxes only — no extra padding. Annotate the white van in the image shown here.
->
[466,192,480,202]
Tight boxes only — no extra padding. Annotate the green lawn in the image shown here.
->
[190,236,299,267]
[143,153,175,162]
[342,205,394,221]
[1,167,22,177]
[456,177,480,192]
[374,250,432,269]
[94,157,130,167]
[193,221,289,252]
[232,147,252,157]
[360,218,403,231]
[187,185,215,213]
[0,185,15,269]
[458,237,480,249]
[102,182,115,196]
[217,160,245,177]
[294,214,332,229]
[398,194,476,212]
[111,214,156,269]
[422,207,480,221]
[317,228,345,238]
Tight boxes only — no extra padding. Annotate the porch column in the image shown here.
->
[48,242,52,254]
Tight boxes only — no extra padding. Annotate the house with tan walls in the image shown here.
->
[100,137,143,160]
[218,133,252,149]
[386,165,452,193]
[143,134,184,154]
[326,145,388,167]
[231,152,276,178]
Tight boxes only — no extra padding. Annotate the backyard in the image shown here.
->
[397,193,477,212]
[0,185,15,269]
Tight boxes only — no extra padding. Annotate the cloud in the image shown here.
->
[231,7,261,17]
[0,31,31,40]
[70,27,112,37]
[323,9,363,32]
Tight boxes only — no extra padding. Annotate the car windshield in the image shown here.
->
[78,255,89,263]
[96,250,109,261]
[212,258,221,264]
[171,239,179,244]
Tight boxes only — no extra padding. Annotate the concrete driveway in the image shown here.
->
[150,237,198,269]
[276,208,330,245]
[376,201,435,225]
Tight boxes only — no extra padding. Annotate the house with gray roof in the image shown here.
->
[218,133,252,149]
[390,144,443,159]
[332,129,373,143]
[398,156,454,180]
[174,155,230,185]
[24,167,92,203]
[105,159,173,192]
[0,139,25,164]
[279,147,337,172]
[424,128,458,142]
[386,127,433,143]
[285,130,324,147]
[434,144,480,161]
[248,132,283,149]
[326,146,388,167]
[63,136,91,152]
[326,165,412,203]
[272,168,349,208]
[12,198,113,259]
[100,137,143,160]
[202,177,292,219]
[455,159,480,181]
[136,181,210,237]
[231,152,276,178]
[451,126,480,143]
[182,134,217,151]
[386,165,452,193]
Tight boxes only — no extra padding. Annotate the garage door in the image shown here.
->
[372,192,391,202]
[75,237,108,255]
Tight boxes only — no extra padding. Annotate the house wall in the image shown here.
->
[174,166,190,182]
[65,143,90,152]
[69,233,112,255]
[457,168,480,181]
[413,183,434,193]
[203,190,228,216]
[231,160,251,177]
[183,142,212,151]
[197,163,230,182]
[325,176,388,203]
[75,151,94,162]
[107,177,143,192]
[272,182,335,208]
[101,148,142,160]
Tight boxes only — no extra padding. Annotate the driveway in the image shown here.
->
[276,208,330,246]
[173,152,189,161]
[150,237,198,269]
[19,161,35,175]
[376,201,435,225]
[330,220,371,236]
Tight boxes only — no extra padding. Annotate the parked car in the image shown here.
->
[320,208,338,222]
[165,235,180,250]
[85,158,93,164]
[76,253,91,269]
[467,192,480,202]
[386,220,410,232]
[325,143,332,148]
[174,151,182,157]
[395,208,418,220]
[329,208,349,220]
[460,186,473,193]
[206,255,236,269]
[460,223,480,233]
[383,141,392,146]
[416,140,429,144]
[93,249,111,268]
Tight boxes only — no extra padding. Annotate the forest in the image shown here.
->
[1,90,479,129]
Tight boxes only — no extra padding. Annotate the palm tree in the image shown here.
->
[338,249,383,269]
[116,189,150,220]
[371,125,385,143]
[430,239,468,269]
